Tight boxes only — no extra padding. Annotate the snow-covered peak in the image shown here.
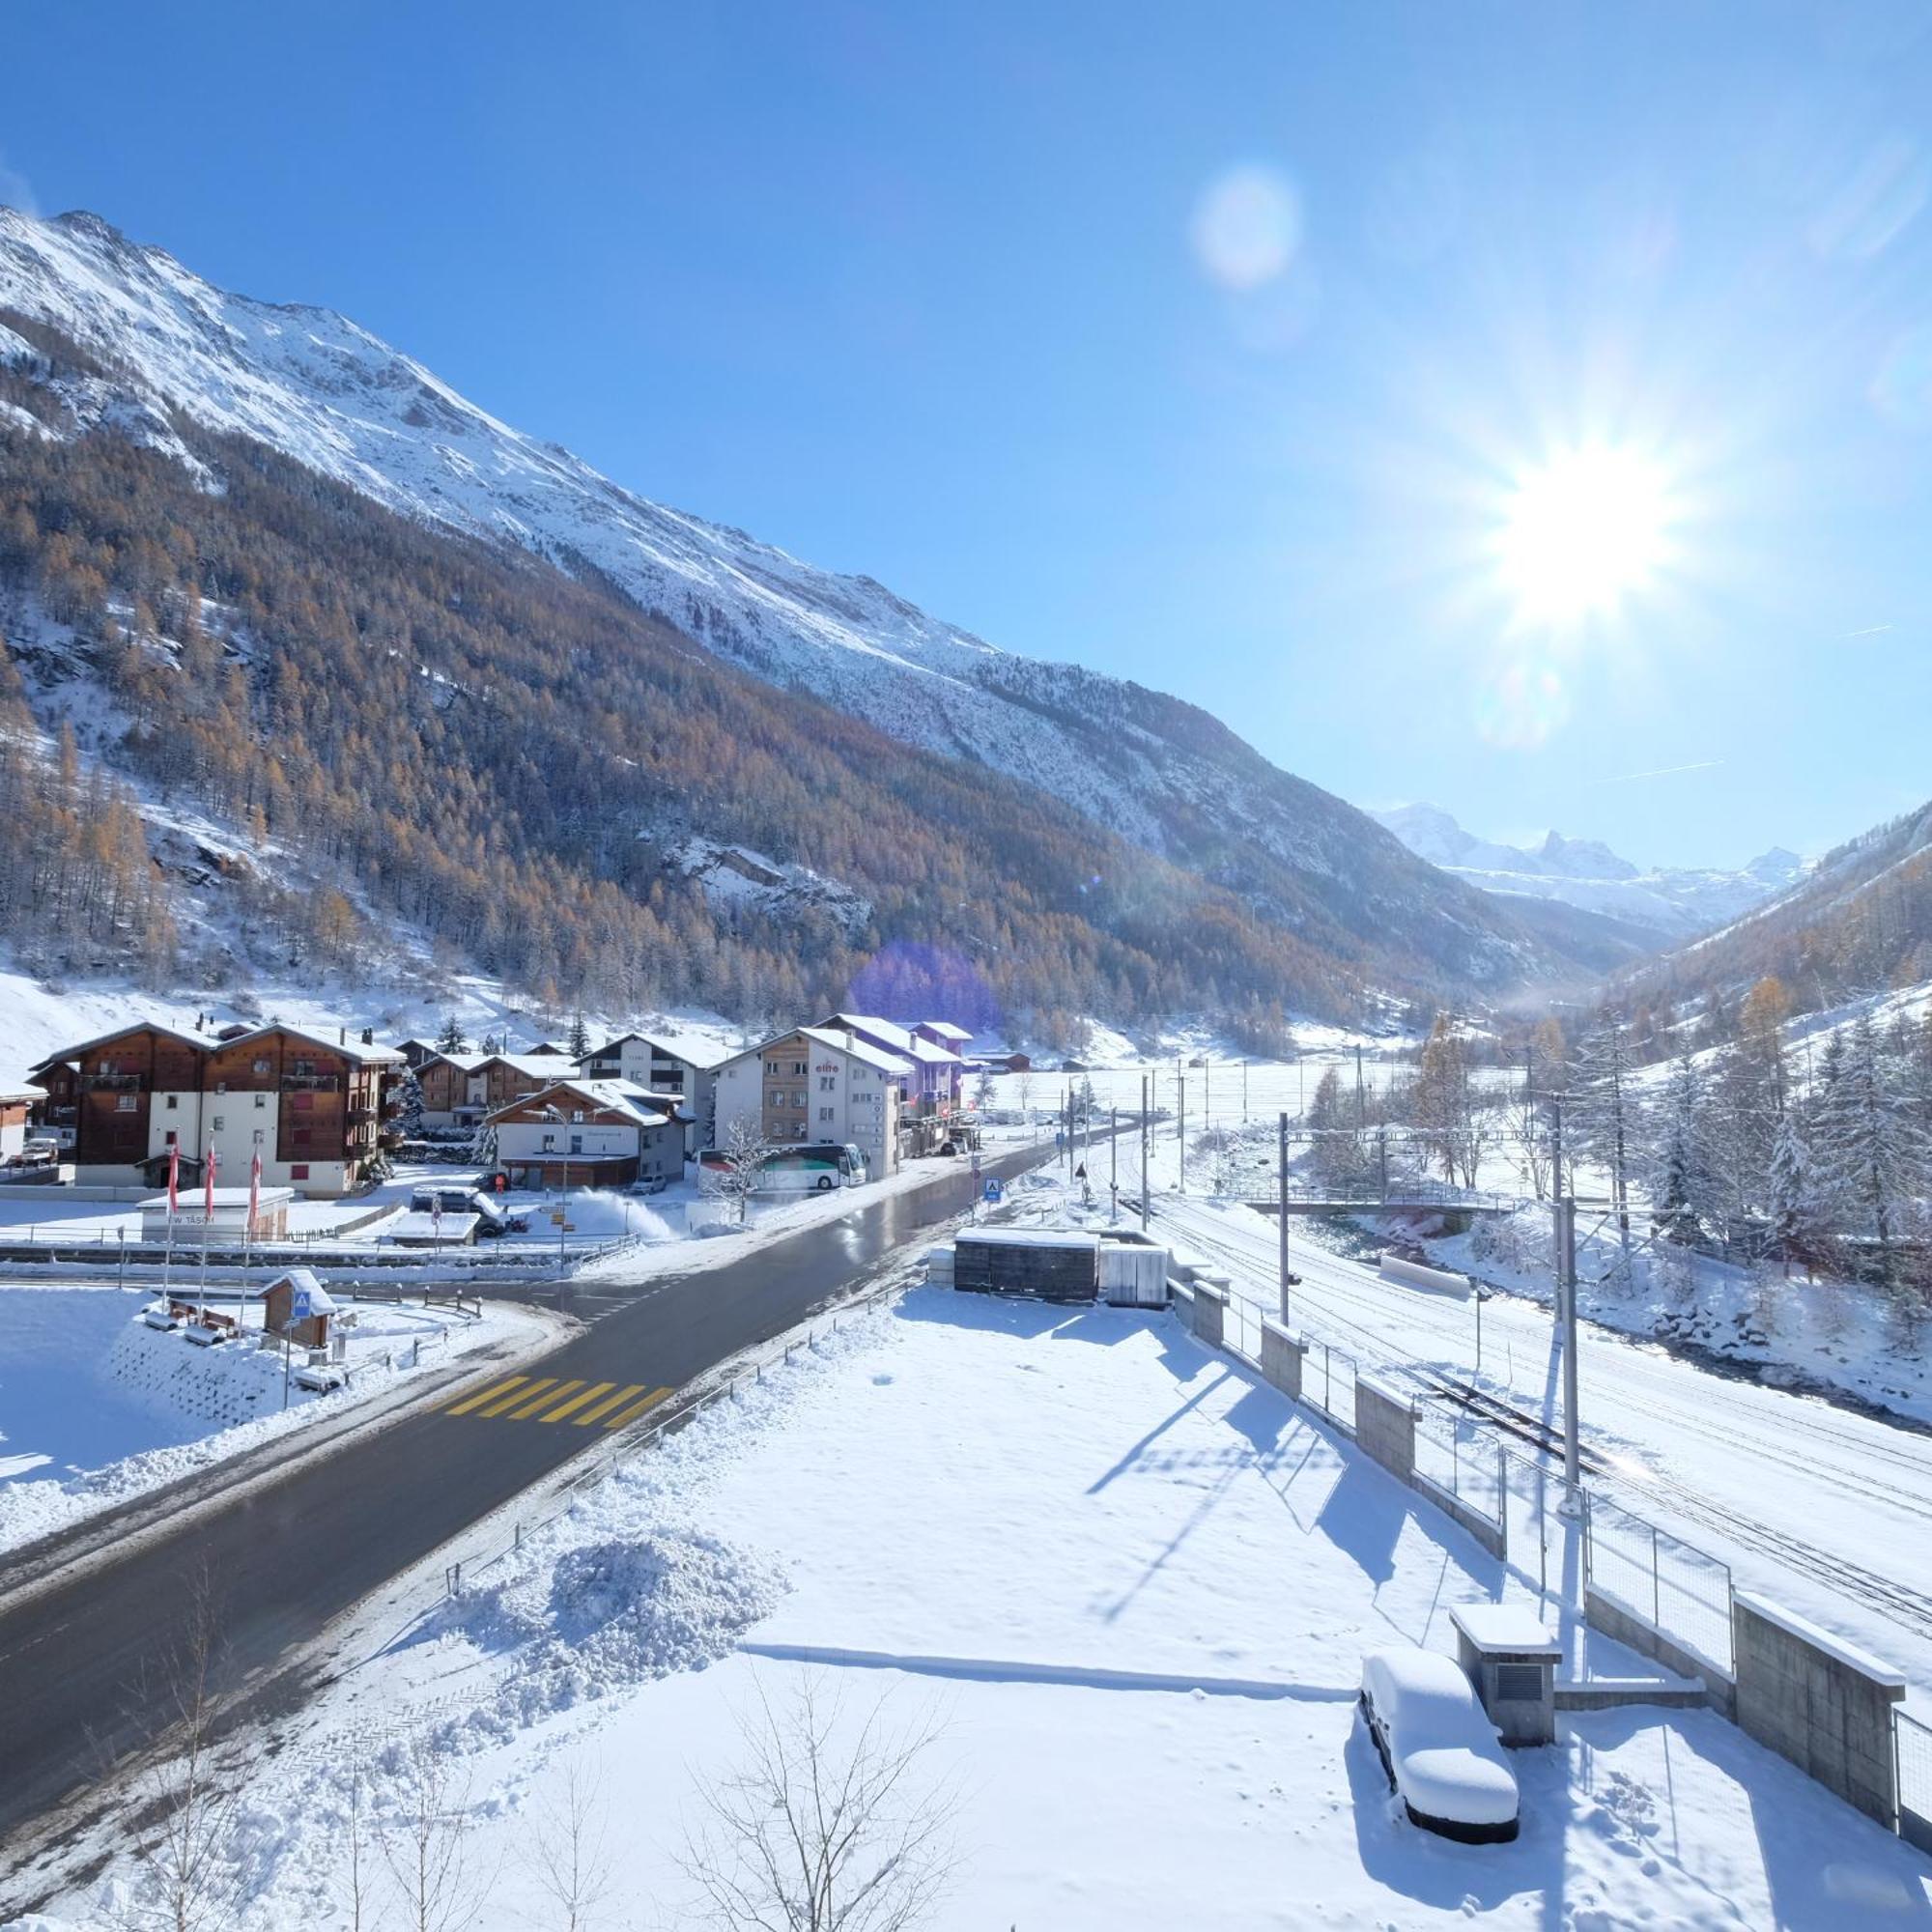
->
[1372,804,1805,941]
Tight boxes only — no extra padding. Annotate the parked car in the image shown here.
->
[409,1184,528,1236]
[1358,1647,1520,1843]
[18,1137,60,1165]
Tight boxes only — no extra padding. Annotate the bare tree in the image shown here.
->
[703,1116,779,1225]
[523,1750,616,1932]
[681,1677,955,1932]
[335,1751,376,1932]
[1013,1072,1034,1124]
[122,1574,243,1932]
[378,1727,485,1932]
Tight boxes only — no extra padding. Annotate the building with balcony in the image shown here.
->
[573,1031,723,1154]
[27,1021,403,1197]
[710,1026,906,1179]
[485,1078,687,1189]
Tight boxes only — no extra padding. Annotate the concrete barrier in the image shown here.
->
[1732,1591,1906,1827]
[1190,1280,1226,1350]
[1353,1377,1414,1482]
[1378,1254,1471,1298]
[1259,1319,1306,1402]
[1585,1587,1737,1719]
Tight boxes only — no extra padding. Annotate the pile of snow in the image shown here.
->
[448,1529,786,1735]
[557,1189,676,1241]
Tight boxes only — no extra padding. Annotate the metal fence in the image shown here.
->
[1304,1338,1357,1432]
[1499,1445,1571,1601]
[1411,1402,1505,1528]
[1585,1488,1735,1674]
[1222,1285,1265,1362]
[1897,1708,1932,1854]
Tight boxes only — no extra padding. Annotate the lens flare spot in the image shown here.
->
[1475,659,1571,750]
[1191,165,1302,292]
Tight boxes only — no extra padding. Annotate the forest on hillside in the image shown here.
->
[0,313,1432,1042]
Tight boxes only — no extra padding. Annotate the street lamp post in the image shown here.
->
[540,1103,571,1274]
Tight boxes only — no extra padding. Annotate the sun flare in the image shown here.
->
[1493,445,1677,626]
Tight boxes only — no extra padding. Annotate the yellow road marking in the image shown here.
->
[572,1383,646,1427]
[478,1376,555,1418]
[602,1385,672,1431]
[537,1380,614,1424]
[508,1378,583,1420]
[443,1374,528,1416]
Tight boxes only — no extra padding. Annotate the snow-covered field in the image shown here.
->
[0,1283,544,1555]
[19,1282,1930,1930]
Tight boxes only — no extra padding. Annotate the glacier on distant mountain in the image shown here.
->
[1372,803,1804,940]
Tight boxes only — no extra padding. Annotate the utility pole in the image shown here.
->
[1354,1043,1367,1130]
[1550,1093,1581,1508]
[1178,1073,1186,1195]
[1377,1125,1389,1205]
[1277,1110,1292,1325]
[1110,1106,1118,1222]
[1242,1059,1249,1124]
[1140,1073,1151,1228]
[1204,1060,1211,1135]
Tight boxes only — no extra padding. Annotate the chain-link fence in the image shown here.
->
[1499,1445,1572,1601]
[1585,1488,1734,1674]
[1897,1708,1932,1854]
[1411,1402,1505,1528]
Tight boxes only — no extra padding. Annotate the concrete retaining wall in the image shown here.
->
[1259,1319,1305,1402]
[1732,1591,1905,1827]
[1189,1282,1226,1351]
[1353,1378,1414,1482]
[1414,1476,1507,1559]
[1585,1586,1736,1720]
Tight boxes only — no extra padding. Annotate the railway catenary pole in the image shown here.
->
[1277,1109,1292,1325]
[1110,1106,1118,1221]
[1140,1073,1151,1228]
[1549,1093,1582,1508]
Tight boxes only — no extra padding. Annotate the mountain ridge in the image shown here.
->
[1371,801,1804,943]
[0,203,1584,1006]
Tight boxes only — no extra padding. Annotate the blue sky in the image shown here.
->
[6,2,1931,868]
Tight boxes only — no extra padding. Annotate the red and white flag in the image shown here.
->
[247,1149,262,1236]
[166,1140,180,1216]
[204,1146,220,1217]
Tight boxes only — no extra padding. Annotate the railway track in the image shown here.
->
[1154,1194,1932,1653]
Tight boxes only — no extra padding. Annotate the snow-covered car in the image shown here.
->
[409,1184,526,1235]
[1358,1647,1520,1843]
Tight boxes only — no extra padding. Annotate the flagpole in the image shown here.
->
[197,1146,218,1318]
[162,1140,180,1307]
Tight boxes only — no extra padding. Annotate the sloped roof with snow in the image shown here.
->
[485,1077,686,1129]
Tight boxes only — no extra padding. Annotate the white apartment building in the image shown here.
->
[710,1025,905,1180]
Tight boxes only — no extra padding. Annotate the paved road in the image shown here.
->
[0,1149,1042,1866]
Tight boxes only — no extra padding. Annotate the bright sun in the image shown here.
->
[1493,445,1676,626]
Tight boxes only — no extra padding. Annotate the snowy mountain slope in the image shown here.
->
[0,205,1555,993]
[1373,802,1804,941]
[1629,797,1932,1019]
